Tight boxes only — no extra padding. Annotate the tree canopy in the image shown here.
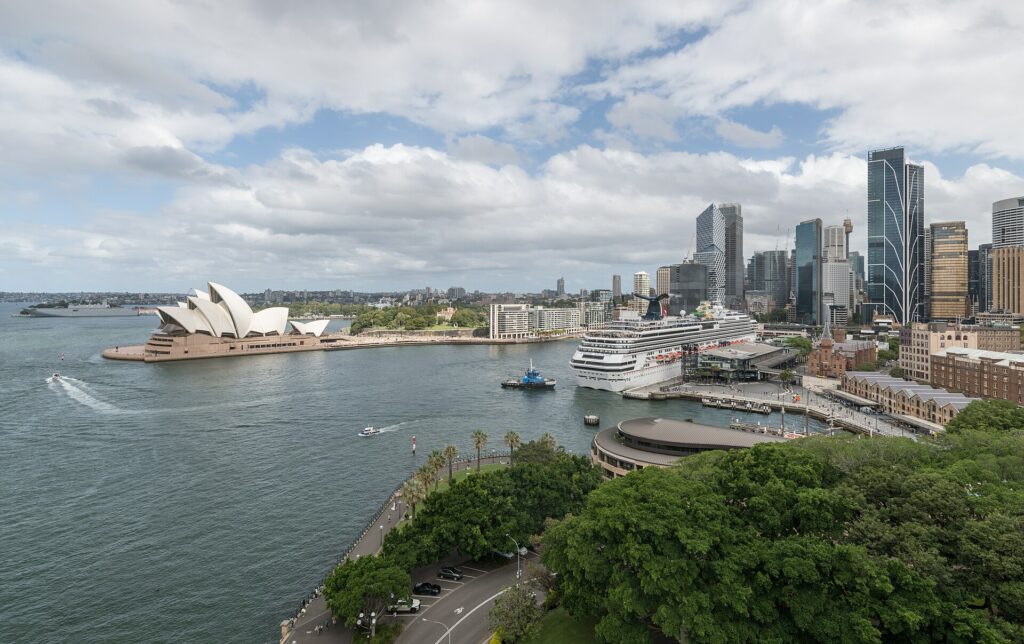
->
[323,556,411,630]
[543,405,1024,642]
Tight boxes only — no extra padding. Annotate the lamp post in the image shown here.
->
[421,617,452,644]
[379,524,384,548]
[357,611,377,639]
[506,533,521,579]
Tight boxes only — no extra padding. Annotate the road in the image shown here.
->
[397,553,536,644]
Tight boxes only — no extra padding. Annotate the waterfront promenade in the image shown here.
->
[624,380,917,439]
[279,454,510,644]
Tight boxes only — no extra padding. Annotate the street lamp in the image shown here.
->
[379,524,384,547]
[506,533,522,579]
[356,611,377,639]
[421,617,452,644]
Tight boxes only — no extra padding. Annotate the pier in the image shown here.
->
[622,380,919,439]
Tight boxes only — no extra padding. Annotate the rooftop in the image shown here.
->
[704,342,782,360]
[616,417,787,448]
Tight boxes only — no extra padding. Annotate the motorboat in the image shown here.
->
[359,426,381,437]
[51,372,61,380]
[501,360,555,390]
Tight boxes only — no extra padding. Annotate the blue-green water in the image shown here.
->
[0,302,826,643]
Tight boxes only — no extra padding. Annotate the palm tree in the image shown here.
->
[539,432,556,451]
[401,478,425,519]
[504,430,521,465]
[415,463,433,495]
[427,449,445,491]
[442,444,458,483]
[472,430,488,471]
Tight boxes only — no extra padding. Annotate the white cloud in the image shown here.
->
[8,144,1020,290]
[714,119,783,149]
[601,0,1024,158]
[449,135,522,166]
[606,93,680,141]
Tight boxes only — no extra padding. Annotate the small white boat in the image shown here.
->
[359,426,381,437]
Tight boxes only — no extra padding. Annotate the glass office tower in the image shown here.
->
[795,218,822,325]
[866,146,924,324]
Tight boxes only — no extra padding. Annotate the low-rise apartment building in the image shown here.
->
[489,303,581,339]
[840,372,978,431]
[931,348,1024,405]
[898,322,1019,382]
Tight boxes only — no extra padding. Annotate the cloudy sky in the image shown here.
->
[3,1,1024,293]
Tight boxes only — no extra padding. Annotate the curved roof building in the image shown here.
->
[156,282,323,338]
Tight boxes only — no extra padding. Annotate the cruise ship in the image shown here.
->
[570,304,756,392]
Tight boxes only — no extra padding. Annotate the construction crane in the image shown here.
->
[684,232,695,261]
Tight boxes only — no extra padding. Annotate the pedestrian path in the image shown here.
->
[278,454,510,644]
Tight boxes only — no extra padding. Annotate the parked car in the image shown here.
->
[438,566,464,580]
[387,598,420,614]
[413,582,441,595]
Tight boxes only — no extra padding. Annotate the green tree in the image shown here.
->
[401,478,425,519]
[427,449,445,491]
[324,556,410,638]
[785,335,813,358]
[779,368,794,387]
[472,430,488,471]
[946,398,1024,434]
[504,430,522,465]
[488,584,544,643]
[442,444,458,483]
[889,365,905,379]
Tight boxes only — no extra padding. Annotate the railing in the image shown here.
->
[279,451,512,635]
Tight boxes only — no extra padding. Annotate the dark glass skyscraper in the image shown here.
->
[866,147,924,324]
[667,262,708,315]
[719,203,744,308]
[795,218,822,325]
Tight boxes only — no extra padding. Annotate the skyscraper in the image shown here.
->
[968,249,981,316]
[823,224,847,260]
[822,224,851,326]
[866,146,925,324]
[923,227,932,319]
[668,263,708,315]
[631,272,650,314]
[795,218,823,325]
[612,274,622,300]
[992,196,1024,247]
[720,203,744,307]
[751,250,790,308]
[978,244,993,312]
[929,222,968,321]
[556,277,565,296]
[655,266,671,296]
[694,203,726,304]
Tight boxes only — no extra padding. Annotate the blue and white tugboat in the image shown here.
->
[501,360,556,390]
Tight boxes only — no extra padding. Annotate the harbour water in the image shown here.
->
[0,303,827,643]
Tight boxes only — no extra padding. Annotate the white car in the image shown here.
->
[388,598,421,614]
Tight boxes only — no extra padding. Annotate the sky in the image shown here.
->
[2,1,1024,293]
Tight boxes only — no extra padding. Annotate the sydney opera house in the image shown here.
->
[105,282,342,362]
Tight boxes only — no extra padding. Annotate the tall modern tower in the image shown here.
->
[866,146,924,324]
[720,203,744,307]
[694,203,726,304]
[612,274,622,300]
[556,277,565,296]
[929,222,968,320]
[822,224,851,326]
[655,266,671,296]
[631,272,650,314]
[992,197,1024,247]
[795,219,823,325]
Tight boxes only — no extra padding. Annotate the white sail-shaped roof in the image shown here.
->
[208,282,253,338]
[290,319,330,337]
[156,306,213,334]
[188,296,235,338]
[192,288,211,301]
[250,307,289,335]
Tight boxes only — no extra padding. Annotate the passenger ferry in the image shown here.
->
[570,303,756,392]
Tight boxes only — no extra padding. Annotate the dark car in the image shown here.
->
[438,566,464,580]
[413,582,441,595]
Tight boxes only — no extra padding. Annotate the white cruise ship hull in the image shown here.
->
[570,310,757,393]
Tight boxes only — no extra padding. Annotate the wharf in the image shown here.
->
[622,380,917,439]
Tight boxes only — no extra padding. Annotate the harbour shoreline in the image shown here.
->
[102,331,581,362]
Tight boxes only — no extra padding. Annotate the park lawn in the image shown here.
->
[522,607,597,644]
[432,461,506,495]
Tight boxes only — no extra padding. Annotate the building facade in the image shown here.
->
[866,146,925,325]
[750,250,789,308]
[807,326,876,378]
[656,266,671,297]
[992,246,1024,315]
[556,277,565,296]
[929,222,969,321]
[631,271,651,314]
[993,196,1024,248]
[795,218,822,325]
[667,262,708,315]
[577,301,610,328]
[489,303,581,339]
[612,274,622,300]
[720,203,744,308]
[694,203,726,304]
[931,348,1024,405]
[841,372,976,431]
[898,322,1021,382]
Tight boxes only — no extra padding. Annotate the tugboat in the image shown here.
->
[359,426,381,437]
[501,360,556,390]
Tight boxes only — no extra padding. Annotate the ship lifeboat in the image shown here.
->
[655,354,666,362]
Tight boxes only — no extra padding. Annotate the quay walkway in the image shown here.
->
[278,454,510,644]
[623,380,918,439]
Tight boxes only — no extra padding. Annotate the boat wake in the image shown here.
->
[52,377,122,414]
[377,420,417,434]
